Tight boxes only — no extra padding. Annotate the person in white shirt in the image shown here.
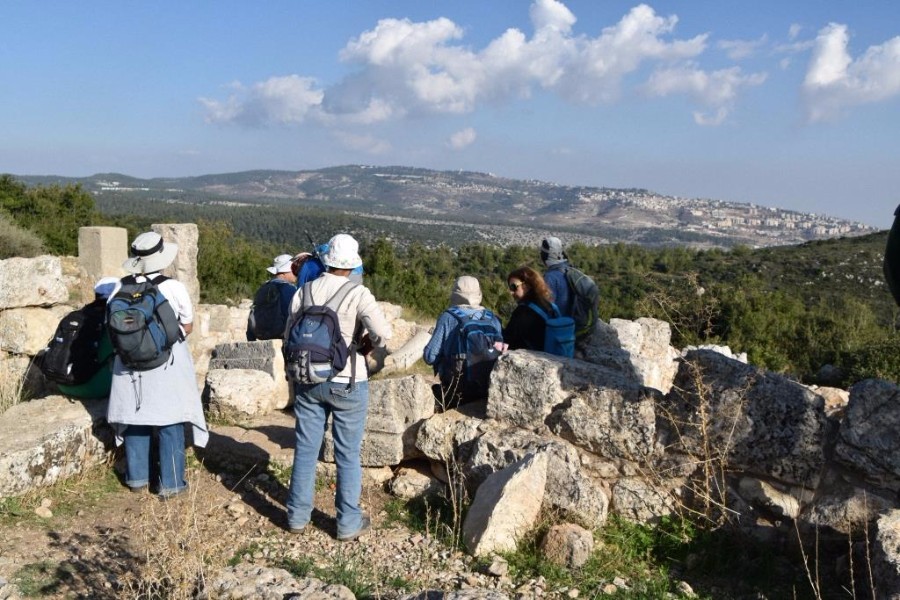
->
[283,234,391,541]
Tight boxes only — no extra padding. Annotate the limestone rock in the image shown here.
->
[0,306,70,356]
[463,452,549,556]
[540,523,595,569]
[153,223,200,308]
[661,349,830,489]
[487,350,641,430]
[206,369,282,419]
[200,564,355,600]
[873,510,900,600]
[582,317,679,393]
[466,428,608,528]
[323,375,435,466]
[0,395,111,497]
[611,477,677,524]
[0,256,69,310]
[835,379,900,491]
[389,463,446,500]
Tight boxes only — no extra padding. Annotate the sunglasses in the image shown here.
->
[508,282,523,291]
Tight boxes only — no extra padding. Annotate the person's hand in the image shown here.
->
[358,333,375,356]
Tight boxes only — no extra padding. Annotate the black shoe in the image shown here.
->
[337,515,371,542]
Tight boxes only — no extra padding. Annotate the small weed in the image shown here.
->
[265,461,293,488]
[275,555,315,578]
[320,550,374,599]
[228,542,263,567]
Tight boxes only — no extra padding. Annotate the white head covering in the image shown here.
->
[449,276,483,307]
[267,253,294,275]
[93,276,119,299]
[122,232,178,274]
[540,236,566,266]
[321,234,362,270]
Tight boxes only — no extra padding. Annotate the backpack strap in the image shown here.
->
[527,302,549,321]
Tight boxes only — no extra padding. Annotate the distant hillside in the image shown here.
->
[16,165,875,249]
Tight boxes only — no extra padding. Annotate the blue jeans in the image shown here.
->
[123,423,187,496]
[286,381,369,537]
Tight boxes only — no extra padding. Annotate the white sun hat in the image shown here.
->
[320,234,362,270]
[267,253,295,275]
[122,232,178,274]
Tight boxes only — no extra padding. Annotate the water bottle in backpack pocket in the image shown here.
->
[107,275,183,371]
[284,281,357,385]
[527,302,575,358]
[446,307,503,397]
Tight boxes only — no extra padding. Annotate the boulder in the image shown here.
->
[0,256,69,310]
[206,369,283,419]
[487,350,643,430]
[415,404,487,462]
[661,349,830,489]
[873,510,900,599]
[0,396,111,497]
[540,523,595,569]
[582,317,679,393]
[611,477,677,524]
[323,375,435,466]
[207,340,290,409]
[465,428,609,528]
[0,305,70,356]
[462,452,548,557]
[200,564,355,600]
[835,379,900,491]
[389,463,446,500]
[153,223,200,309]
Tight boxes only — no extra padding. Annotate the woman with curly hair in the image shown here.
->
[503,266,558,352]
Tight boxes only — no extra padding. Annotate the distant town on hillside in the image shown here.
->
[18,165,876,249]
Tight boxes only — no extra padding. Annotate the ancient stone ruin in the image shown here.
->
[1,224,899,598]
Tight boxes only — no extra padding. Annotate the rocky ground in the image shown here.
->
[0,418,565,600]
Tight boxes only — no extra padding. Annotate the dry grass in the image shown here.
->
[0,352,27,415]
[118,467,231,599]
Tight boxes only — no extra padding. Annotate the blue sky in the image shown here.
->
[2,1,899,227]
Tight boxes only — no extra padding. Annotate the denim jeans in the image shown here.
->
[123,423,187,496]
[286,381,369,537]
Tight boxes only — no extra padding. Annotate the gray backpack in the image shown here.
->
[565,267,600,340]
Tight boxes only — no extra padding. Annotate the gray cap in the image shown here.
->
[540,236,566,266]
[450,276,482,307]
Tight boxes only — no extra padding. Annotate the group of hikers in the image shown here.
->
[36,230,598,542]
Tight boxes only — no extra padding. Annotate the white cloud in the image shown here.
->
[803,23,900,122]
[718,35,768,60]
[644,64,767,125]
[199,75,324,126]
[448,127,477,149]
[788,24,802,40]
[201,1,755,128]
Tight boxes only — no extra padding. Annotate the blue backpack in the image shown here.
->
[107,275,183,370]
[446,307,503,396]
[527,302,575,358]
[284,281,358,385]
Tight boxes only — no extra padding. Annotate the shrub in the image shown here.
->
[0,211,45,259]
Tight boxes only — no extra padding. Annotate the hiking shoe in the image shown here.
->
[288,524,306,534]
[128,485,148,494]
[158,485,189,501]
[337,515,371,542]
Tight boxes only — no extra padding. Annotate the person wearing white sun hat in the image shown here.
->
[283,233,392,541]
[106,231,208,499]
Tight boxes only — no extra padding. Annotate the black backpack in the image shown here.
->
[248,280,290,340]
[284,281,359,386]
[39,302,108,385]
[107,275,183,371]
[885,204,900,307]
[445,307,503,397]
[564,267,600,340]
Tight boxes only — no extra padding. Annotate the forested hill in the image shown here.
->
[18,165,874,249]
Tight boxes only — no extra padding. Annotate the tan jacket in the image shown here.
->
[285,272,392,382]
